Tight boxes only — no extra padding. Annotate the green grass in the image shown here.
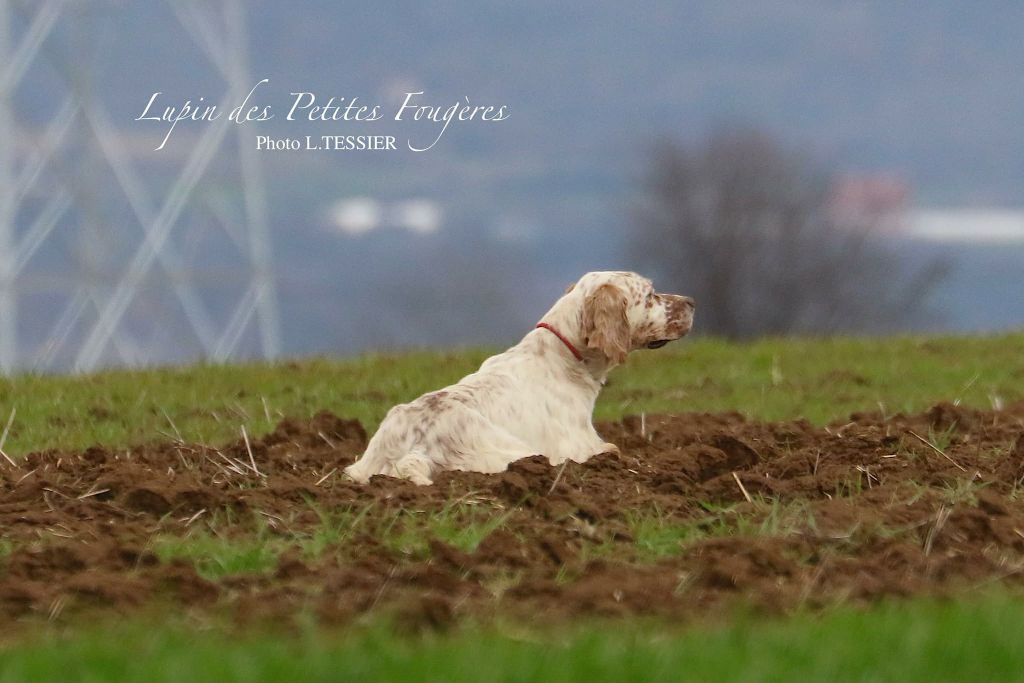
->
[381,500,515,557]
[147,500,515,580]
[0,333,1021,455]
[153,528,286,580]
[0,350,494,455]
[3,597,1024,681]
[626,504,729,558]
[294,504,377,559]
[626,499,818,560]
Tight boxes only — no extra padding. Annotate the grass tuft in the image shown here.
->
[153,527,285,580]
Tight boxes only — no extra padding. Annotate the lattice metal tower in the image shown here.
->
[0,0,280,373]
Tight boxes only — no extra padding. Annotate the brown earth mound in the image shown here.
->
[2,403,1024,631]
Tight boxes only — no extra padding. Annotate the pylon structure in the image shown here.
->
[0,0,280,373]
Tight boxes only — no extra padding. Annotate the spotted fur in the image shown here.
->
[344,271,695,485]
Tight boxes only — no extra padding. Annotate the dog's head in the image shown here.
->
[562,271,695,365]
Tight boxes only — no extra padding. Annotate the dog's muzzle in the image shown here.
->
[651,295,696,348]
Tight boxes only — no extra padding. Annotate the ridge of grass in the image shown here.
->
[0,333,1020,455]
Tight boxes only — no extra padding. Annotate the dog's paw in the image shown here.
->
[395,454,435,486]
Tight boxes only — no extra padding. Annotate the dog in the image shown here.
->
[344,271,695,485]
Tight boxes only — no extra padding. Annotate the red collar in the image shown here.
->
[536,322,584,362]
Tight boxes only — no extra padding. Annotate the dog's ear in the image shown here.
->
[583,283,630,363]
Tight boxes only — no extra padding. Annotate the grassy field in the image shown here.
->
[1,332,1023,681]
[3,598,1024,681]
[0,333,1020,455]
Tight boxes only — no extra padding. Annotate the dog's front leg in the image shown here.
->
[547,431,620,466]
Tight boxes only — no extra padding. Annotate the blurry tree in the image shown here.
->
[630,130,948,337]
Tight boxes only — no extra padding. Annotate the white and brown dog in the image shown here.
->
[344,271,695,485]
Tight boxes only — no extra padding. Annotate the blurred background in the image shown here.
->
[1,1,1022,373]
